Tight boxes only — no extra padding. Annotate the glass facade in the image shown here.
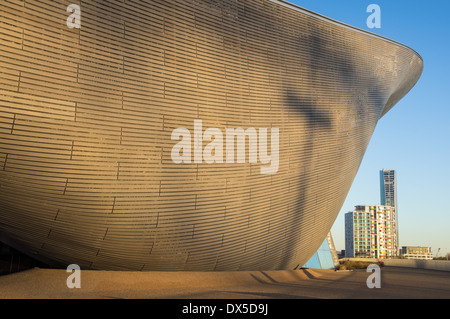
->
[303,232,339,269]
[380,170,397,210]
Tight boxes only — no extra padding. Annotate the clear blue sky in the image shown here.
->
[288,0,450,256]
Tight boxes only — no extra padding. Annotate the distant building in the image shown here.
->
[380,170,399,245]
[401,246,433,260]
[380,170,397,210]
[345,205,398,259]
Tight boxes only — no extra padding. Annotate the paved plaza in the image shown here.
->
[0,266,449,299]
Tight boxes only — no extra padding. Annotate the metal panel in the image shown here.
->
[0,0,422,270]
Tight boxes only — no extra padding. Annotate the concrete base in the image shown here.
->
[384,259,450,271]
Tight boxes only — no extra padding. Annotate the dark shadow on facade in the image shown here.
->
[0,242,51,276]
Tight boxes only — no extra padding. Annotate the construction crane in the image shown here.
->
[435,248,440,259]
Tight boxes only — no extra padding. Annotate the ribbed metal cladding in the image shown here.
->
[0,0,422,271]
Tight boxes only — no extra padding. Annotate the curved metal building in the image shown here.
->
[0,0,422,271]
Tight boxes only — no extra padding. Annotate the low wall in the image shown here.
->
[383,259,450,271]
[339,258,379,263]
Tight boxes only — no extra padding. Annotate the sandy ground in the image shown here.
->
[0,266,449,299]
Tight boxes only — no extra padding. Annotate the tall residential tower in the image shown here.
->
[345,205,398,258]
[380,169,399,249]
[345,170,400,258]
[380,170,397,210]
